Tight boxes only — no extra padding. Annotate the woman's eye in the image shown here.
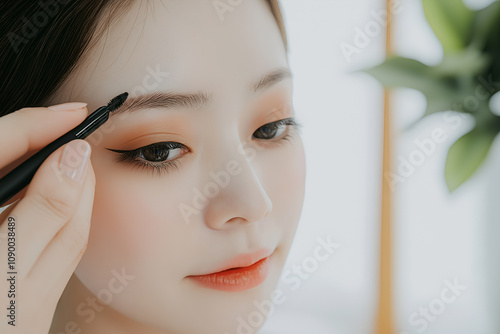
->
[106,142,189,176]
[253,118,298,140]
[105,117,301,177]
[140,143,184,162]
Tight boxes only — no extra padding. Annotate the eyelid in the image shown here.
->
[104,130,189,151]
[266,117,303,132]
[261,104,294,123]
[105,141,188,154]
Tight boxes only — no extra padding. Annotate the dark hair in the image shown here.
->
[0,0,288,118]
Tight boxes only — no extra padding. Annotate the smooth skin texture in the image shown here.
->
[44,0,306,333]
[0,105,96,334]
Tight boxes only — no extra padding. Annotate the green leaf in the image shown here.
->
[469,1,500,50]
[363,57,450,92]
[363,56,459,117]
[477,1,500,84]
[423,0,474,53]
[432,46,490,77]
[445,128,497,191]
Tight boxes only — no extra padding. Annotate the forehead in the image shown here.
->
[50,0,288,110]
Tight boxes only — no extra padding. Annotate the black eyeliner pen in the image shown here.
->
[0,92,129,207]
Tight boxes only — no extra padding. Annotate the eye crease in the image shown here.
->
[105,117,302,177]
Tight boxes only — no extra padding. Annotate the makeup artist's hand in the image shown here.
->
[0,103,96,334]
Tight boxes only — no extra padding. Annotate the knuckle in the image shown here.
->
[32,193,75,221]
[58,219,89,253]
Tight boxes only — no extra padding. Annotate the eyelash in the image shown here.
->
[107,117,303,177]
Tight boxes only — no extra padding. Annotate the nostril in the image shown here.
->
[226,217,247,224]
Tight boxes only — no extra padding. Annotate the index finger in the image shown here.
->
[0,106,88,170]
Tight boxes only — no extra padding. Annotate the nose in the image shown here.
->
[202,153,273,230]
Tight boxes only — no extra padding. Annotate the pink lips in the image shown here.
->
[187,248,273,292]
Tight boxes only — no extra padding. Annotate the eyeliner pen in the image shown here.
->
[0,92,129,206]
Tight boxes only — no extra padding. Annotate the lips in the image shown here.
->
[187,248,273,292]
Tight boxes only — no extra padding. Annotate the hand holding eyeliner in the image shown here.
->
[0,92,129,206]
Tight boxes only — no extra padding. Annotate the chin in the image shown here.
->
[157,249,288,334]
[199,249,288,334]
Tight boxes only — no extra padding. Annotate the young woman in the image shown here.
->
[0,1,306,333]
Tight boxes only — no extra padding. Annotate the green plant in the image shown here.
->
[364,0,500,191]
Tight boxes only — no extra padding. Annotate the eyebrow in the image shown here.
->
[109,67,292,117]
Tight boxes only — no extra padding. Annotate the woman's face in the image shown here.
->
[47,0,305,333]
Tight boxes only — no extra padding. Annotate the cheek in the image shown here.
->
[77,153,196,280]
[90,179,161,262]
[265,138,306,240]
[281,141,306,201]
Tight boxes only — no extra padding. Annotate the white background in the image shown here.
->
[261,0,500,333]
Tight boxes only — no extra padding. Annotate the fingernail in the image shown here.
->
[59,140,91,183]
[48,102,87,111]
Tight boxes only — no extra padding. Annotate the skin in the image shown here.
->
[46,0,306,333]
